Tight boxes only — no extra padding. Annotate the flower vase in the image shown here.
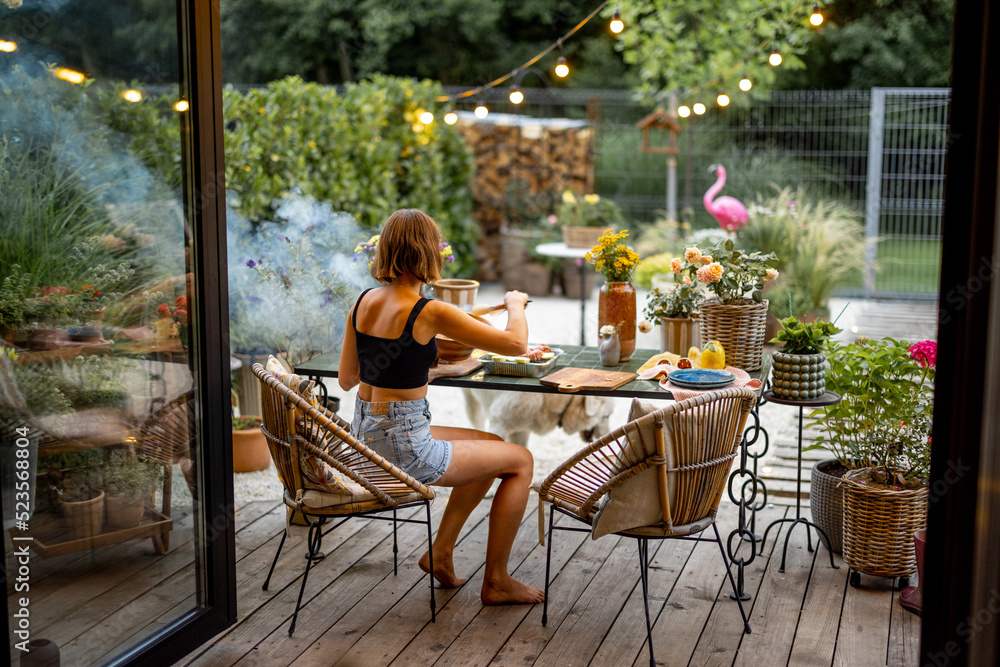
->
[598,330,621,366]
[598,282,636,362]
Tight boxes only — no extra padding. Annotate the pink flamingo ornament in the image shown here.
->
[704,164,749,231]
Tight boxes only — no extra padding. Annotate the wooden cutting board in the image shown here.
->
[429,357,483,381]
[540,367,637,393]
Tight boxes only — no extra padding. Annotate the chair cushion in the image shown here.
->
[298,480,375,509]
[591,398,679,539]
[295,421,353,494]
[265,355,318,407]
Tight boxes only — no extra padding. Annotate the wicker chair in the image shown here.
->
[534,387,758,666]
[251,363,437,636]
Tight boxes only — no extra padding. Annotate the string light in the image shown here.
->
[444,111,458,125]
[0,40,16,53]
[174,100,190,112]
[716,93,730,107]
[810,4,824,26]
[609,9,624,34]
[677,105,691,118]
[419,110,434,124]
[509,85,524,105]
[739,73,753,91]
[555,55,569,78]
[693,102,706,115]
[55,68,86,84]
[769,46,782,67]
[474,104,489,119]
[123,89,142,103]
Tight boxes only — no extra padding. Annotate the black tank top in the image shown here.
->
[353,288,438,389]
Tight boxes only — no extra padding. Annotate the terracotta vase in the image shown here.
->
[598,282,636,362]
[233,417,271,472]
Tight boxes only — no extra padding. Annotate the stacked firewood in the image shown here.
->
[456,121,594,280]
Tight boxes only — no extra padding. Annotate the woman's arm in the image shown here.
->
[427,291,530,356]
[338,300,361,391]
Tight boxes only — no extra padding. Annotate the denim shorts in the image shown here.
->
[351,396,453,484]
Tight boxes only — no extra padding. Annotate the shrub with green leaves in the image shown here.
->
[770,316,840,354]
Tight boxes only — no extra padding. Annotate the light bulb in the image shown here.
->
[810,5,824,26]
[419,110,434,124]
[174,100,190,112]
[444,111,458,125]
[123,89,142,103]
[677,105,691,118]
[0,40,16,53]
[610,10,624,34]
[474,104,489,119]
[717,93,730,107]
[693,102,706,115]
[555,56,569,78]
[509,86,523,105]
[739,74,752,91]
[769,47,782,67]
[55,68,86,84]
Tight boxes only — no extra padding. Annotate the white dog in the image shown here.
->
[463,388,615,447]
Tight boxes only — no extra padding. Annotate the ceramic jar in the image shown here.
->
[597,281,636,362]
[771,350,826,400]
[598,329,621,366]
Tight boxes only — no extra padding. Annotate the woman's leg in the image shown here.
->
[423,426,544,604]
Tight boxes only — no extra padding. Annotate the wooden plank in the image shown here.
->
[831,573,895,666]
[729,519,823,666]
[540,367,637,393]
[787,551,848,666]
[642,504,786,667]
[888,587,921,666]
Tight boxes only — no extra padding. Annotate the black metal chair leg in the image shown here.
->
[290,519,324,636]
[425,501,436,622]
[262,526,288,591]
[393,508,399,576]
[542,504,555,626]
[714,523,751,634]
[637,538,655,667]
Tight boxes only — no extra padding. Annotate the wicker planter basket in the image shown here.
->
[810,459,846,554]
[697,298,768,371]
[842,468,928,578]
[562,225,611,249]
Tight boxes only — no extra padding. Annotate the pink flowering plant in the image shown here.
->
[669,238,778,305]
[810,337,936,487]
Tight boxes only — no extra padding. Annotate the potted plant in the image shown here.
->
[586,229,641,361]
[0,264,32,345]
[101,449,163,530]
[809,337,935,580]
[232,415,270,473]
[671,238,778,370]
[47,460,104,541]
[769,315,841,401]
[643,277,702,354]
[556,190,625,248]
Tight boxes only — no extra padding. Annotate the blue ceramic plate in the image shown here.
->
[667,368,736,389]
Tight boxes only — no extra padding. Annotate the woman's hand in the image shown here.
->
[503,290,530,310]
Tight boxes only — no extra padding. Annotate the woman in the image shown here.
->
[339,209,544,605]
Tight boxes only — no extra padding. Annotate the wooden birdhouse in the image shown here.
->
[635,108,681,154]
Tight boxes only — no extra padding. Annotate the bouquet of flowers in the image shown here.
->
[585,229,640,283]
[153,295,188,340]
[670,238,778,304]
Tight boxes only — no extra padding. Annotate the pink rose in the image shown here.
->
[670,258,683,274]
[696,266,720,284]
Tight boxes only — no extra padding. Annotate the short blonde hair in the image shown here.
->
[372,209,443,284]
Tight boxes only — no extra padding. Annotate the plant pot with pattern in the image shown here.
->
[769,316,840,401]
[643,283,702,355]
[233,415,271,473]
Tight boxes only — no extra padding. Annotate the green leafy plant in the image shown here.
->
[556,190,625,228]
[101,450,163,501]
[232,415,260,431]
[43,451,103,503]
[0,265,32,331]
[770,316,841,354]
[809,337,935,487]
[644,284,701,321]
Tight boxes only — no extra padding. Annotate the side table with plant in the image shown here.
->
[809,337,935,583]
[770,315,841,401]
[586,229,640,361]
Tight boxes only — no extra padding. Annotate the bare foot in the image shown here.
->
[481,576,545,605]
[419,550,466,588]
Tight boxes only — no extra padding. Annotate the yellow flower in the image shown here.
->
[700,256,712,264]
[584,194,600,205]
[684,247,701,263]
[765,268,779,282]
[707,262,724,280]
[562,190,577,204]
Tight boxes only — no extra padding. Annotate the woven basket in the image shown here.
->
[697,298,768,371]
[562,225,612,249]
[809,459,845,554]
[842,468,928,578]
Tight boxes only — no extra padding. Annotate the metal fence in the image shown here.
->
[447,86,949,298]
